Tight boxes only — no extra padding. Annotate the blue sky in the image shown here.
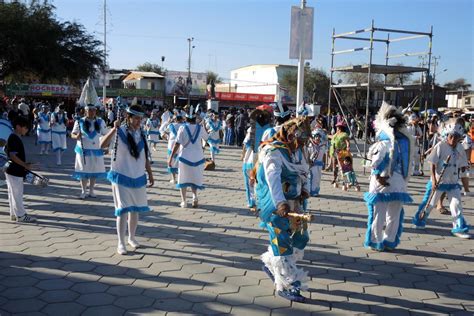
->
[53,0,473,85]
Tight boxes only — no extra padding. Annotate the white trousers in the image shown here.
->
[5,173,26,217]
[370,201,402,245]
[426,189,464,229]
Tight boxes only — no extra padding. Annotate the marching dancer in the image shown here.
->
[36,104,52,155]
[307,128,327,196]
[50,104,68,165]
[256,117,311,302]
[101,104,154,255]
[145,109,161,151]
[406,114,423,176]
[71,104,107,199]
[412,119,470,239]
[162,112,185,184]
[364,102,414,251]
[205,111,222,163]
[168,106,209,208]
[241,107,273,211]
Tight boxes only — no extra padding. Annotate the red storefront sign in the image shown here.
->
[216,92,275,103]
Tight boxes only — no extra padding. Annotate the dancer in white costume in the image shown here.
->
[205,111,222,163]
[71,104,107,199]
[162,112,185,183]
[145,110,161,151]
[168,106,209,208]
[412,119,471,239]
[307,128,328,196]
[241,107,273,210]
[406,114,423,176]
[364,102,415,251]
[50,104,68,165]
[101,104,154,255]
[256,117,311,302]
[35,104,52,154]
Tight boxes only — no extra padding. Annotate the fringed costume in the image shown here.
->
[364,102,415,251]
[256,117,311,302]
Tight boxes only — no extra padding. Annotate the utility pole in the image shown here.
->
[187,37,194,107]
[430,56,440,110]
[102,0,107,107]
[296,0,307,113]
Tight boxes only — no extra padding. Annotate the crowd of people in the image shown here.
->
[0,92,473,303]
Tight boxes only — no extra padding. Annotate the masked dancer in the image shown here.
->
[256,117,311,302]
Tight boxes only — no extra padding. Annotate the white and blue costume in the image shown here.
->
[50,111,67,152]
[108,126,150,216]
[176,123,209,190]
[72,118,107,180]
[256,140,310,297]
[165,122,185,175]
[37,112,52,145]
[206,119,222,155]
[364,104,414,251]
[242,122,271,208]
[307,135,327,196]
[145,118,161,144]
[412,139,469,234]
[261,125,282,142]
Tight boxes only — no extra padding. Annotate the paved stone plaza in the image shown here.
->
[0,136,473,315]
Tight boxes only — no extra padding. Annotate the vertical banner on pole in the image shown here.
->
[289,6,314,60]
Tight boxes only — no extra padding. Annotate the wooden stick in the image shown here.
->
[288,213,313,221]
[419,154,452,221]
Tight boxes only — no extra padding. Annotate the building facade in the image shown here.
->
[230,64,296,103]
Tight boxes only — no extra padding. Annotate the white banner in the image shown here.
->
[289,6,314,60]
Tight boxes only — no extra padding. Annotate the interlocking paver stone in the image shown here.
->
[0,138,472,314]
[42,302,85,316]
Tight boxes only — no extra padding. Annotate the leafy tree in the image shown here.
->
[280,66,330,104]
[0,1,103,83]
[136,62,165,75]
[340,70,383,85]
[385,64,412,85]
[444,78,471,90]
[206,71,222,84]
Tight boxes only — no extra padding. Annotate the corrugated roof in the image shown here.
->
[123,71,164,81]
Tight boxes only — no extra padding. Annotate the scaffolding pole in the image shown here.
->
[420,26,434,171]
[362,20,375,175]
[327,28,335,117]
[327,20,433,175]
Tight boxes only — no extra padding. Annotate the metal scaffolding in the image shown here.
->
[327,20,433,172]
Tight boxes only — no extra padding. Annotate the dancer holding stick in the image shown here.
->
[412,120,471,239]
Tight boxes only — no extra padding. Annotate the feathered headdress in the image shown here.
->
[439,118,465,139]
[373,101,414,179]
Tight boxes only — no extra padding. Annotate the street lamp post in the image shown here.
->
[187,37,195,107]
